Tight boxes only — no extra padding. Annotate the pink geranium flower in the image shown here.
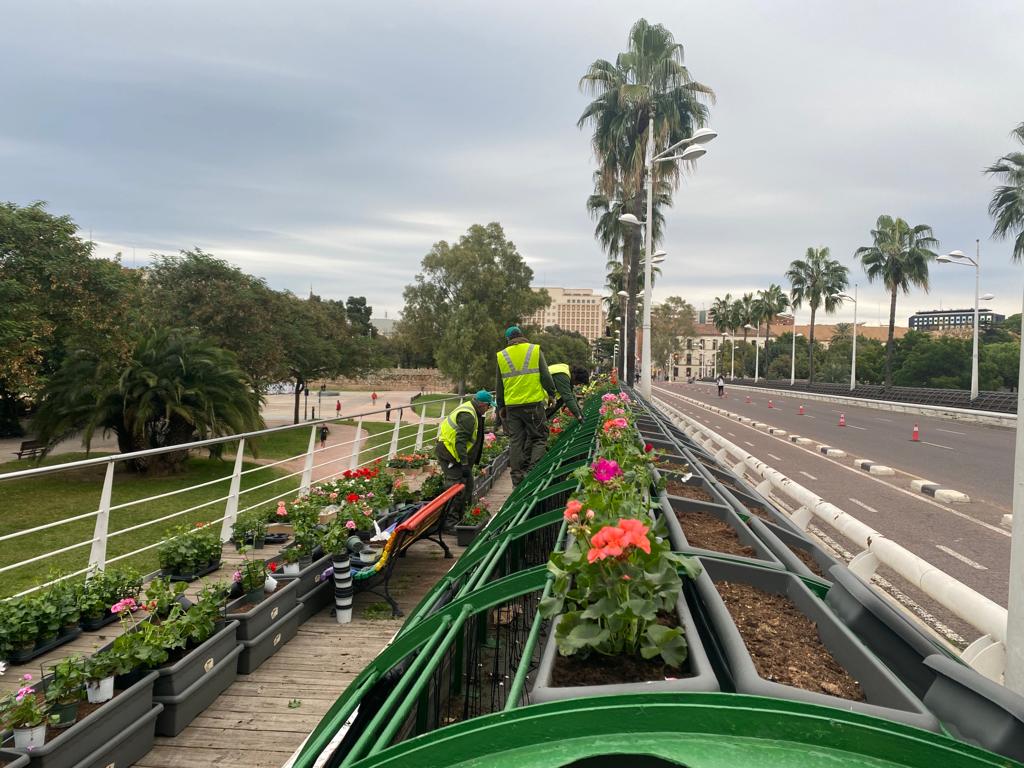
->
[592,458,622,484]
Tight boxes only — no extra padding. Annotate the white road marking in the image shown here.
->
[874,417,893,422]
[921,441,954,451]
[767,453,782,461]
[798,471,817,481]
[804,415,815,419]
[936,428,967,436]
[727,432,736,437]
[744,441,755,447]
[935,545,987,570]
[848,497,880,515]
[845,424,867,430]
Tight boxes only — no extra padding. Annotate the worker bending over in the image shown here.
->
[547,363,588,420]
[496,326,556,486]
[435,390,493,525]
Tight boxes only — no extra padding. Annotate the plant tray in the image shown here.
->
[154,645,243,736]
[226,578,299,642]
[79,612,119,632]
[7,628,82,665]
[292,580,332,624]
[162,559,222,583]
[658,492,782,567]
[237,602,304,674]
[274,552,333,602]
[154,620,240,697]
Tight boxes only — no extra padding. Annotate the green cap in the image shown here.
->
[474,390,493,405]
[505,326,522,339]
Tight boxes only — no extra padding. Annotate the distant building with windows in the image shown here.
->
[670,323,732,381]
[370,317,397,337]
[523,287,606,341]
[908,308,1004,332]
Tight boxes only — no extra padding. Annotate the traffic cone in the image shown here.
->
[912,424,920,442]
[745,395,751,404]
[798,404,805,415]
[768,399,774,409]
[838,413,846,427]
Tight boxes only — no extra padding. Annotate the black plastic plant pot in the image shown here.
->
[7,671,158,768]
[659,492,782,567]
[154,620,240,697]
[530,595,719,704]
[273,552,333,597]
[7,629,81,664]
[746,517,838,584]
[693,557,940,732]
[237,602,304,674]
[921,653,1024,763]
[455,524,483,547]
[0,749,29,768]
[79,611,119,632]
[163,559,222,583]
[825,565,954,698]
[69,703,162,768]
[154,644,243,736]
[226,577,300,642]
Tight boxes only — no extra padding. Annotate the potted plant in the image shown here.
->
[45,655,87,729]
[234,549,268,603]
[1,673,49,749]
[281,545,303,576]
[233,509,268,549]
[144,577,190,618]
[84,651,119,703]
[6,601,41,662]
[455,500,490,547]
[77,568,144,631]
[322,519,353,624]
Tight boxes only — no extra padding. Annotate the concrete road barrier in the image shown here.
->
[853,458,896,476]
[910,478,971,504]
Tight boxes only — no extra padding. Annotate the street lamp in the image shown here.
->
[838,287,858,391]
[719,332,728,379]
[743,323,759,382]
[936,241,992,400]
[790,331,803,386]
[619,124,716,399]
[616,289,630,377]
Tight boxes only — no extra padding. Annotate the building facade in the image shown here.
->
[523,287,606,341]
[669,323,740,381]
[908,308,1004,332]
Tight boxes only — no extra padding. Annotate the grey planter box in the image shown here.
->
[0,750,29,768]
[226,578,299,642]
[694,557,939,732]
[70,703,162,768]
[659,489,782,567]
[922,653,1024,763]
[11,671,158,768]
[709,475,804,535]
[237,602,304,674]
[747,517,838,583]
[154,644,243,736]
[274,552,333,597]
[825,565,954,697]
[154,620,240,697]
[530,595,719,704]
[291,579,333,625]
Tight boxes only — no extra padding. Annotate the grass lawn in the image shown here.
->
[0,454,293,598]
[249,424,320,461]
[410,393,463,418]
[354,420,425,463]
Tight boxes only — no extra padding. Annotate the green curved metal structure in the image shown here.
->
[289,390,1024,768]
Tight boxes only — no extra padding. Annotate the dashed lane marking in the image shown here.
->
[921,441,954,451]
[767,453,782,461]
[845,424,867,430]
[935,545,987,570]
[848,497,881,515]
[744,441,755,447]
[936,428,967,436]
[799,471,818,481]
[875,417,893,422]
[727,432,736,437]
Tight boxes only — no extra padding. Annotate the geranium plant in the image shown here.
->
[233,548,268,595]
[1,673,48,729]
[459,500,489,527]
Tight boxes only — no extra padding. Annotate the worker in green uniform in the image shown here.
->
[496,326,556,486]
[546,363,589,420]
[435,390,492,524]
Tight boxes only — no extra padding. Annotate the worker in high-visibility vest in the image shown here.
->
[435,390,492,522]
[495,326,556,486]
[546,363,588,420]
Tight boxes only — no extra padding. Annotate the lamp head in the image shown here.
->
[618,213,642,226]
[981,293,995,301]
[616,290,629,298]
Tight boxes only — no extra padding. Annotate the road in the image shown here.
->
[652,384,1012,645]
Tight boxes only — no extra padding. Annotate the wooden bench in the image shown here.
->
[351,484,462,617]
[13,440,43,459]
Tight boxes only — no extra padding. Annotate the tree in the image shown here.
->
[345,296,375,337]
[786,247,849,383]
[578,19,714,383]
[710,294,734,334]
[986,122,1024,262]
[400,223,549,393]
[529,326,594,371]
[650,297,696,377]
[855,215,938,389]
[757,283,790,340]
[32,329,263,473]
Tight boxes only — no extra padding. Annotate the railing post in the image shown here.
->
[88,461,115,573]
[388,409,403,460]
[414,408,426,452]
[349,417,364,470]
[220,437,246,543]
[435,400,448,441]
[300,425,317,494]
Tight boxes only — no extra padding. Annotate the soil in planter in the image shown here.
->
[716,580,864,701]
[788,546,828,579]
[19,689,124,745]
[666,479,714,503]
[677,508,756,558]
[742,503,775,523]
[657,461,691,474]
[229,583,283,614]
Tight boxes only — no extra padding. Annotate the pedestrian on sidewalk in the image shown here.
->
[716,374,725,397]
[385,402,392,421]
[371,391,378,407]
[319,423,330,449]
[335,399,341,417]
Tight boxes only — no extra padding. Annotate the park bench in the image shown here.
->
[13,439,43,459]
[351,483,461,617]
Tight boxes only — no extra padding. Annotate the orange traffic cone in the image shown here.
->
[798,404,805,415]
[745,395,751,404]
[912,424,920,442]
[838,413,846,427]
[768,399,774,408]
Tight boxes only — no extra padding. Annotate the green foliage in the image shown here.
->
[77,568,143,621]
[986,122,1024,262]
[233,509,268,545]
[650,297,696,373]
[143,577,188,618]
[46,655,88,705]
[529,326,594,371]
[158,522,222,575]
[786,247,849,382]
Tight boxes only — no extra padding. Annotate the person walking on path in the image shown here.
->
[496,326,556,486]
[319,423,330,449]
[435,390,492,525]
[385,402,392,421]
[546,363,588,420]
[371,391,378,407]
[716,374,725,398]
[335,399,341,417]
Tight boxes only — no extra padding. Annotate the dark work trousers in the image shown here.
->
[504,402,548,486]
[435,443,473,527]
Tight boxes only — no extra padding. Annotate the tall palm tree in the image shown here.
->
[710,294,733,334]
[986,122,1024,263]
[579,18,714,382]
[757,283,790,340]
[786,247,849,383]
[854,215,938,388]
[735,293,757,342]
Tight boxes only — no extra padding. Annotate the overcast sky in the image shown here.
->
[3,1,1023,325]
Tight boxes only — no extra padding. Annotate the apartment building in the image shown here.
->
[523,287,606,342]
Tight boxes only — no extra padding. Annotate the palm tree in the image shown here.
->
[579,18,715,382]
[735,293,757,342]
[786,247,849,383]
[986,122,1024,263]
[710,294,733,334]
[757,283,790,340]
[854,215,938,388]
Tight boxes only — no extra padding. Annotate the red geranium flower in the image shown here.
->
[346,493,360,503]
[268,562,278,572]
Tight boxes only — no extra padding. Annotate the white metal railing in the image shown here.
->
[1,392,472,599]
[651,389,1010,683]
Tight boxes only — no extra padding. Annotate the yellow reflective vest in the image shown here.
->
[439,401,479,462]
[548,363,570,378]
[497,342,546,405]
